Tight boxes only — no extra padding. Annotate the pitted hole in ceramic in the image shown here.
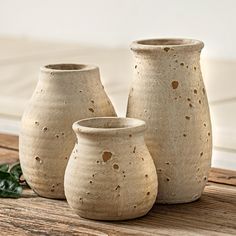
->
[35,156,43,164]
[115,185,120,190]
[163,47,170,52]
[88,108,95,113]
[102,151,112,162]
[42,127,48,132]
[171,81,179,89]
[112,163,119,170]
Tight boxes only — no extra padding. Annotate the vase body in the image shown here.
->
[64,117,157,220]
[126,39,212,204]
[19,64,116,199]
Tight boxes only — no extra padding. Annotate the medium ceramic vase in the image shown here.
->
[19,64,116,199]
[64,117,157,220]
[126,39,212,204]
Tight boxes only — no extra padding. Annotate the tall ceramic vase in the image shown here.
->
[126,39,212,204]
[19,64,116,199]
[65,117,157,220]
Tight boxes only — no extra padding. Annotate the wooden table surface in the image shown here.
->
[0,133,235,236]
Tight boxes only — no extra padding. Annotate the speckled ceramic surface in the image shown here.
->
[126,39,212,204]
[64,117,157,220]
[19,64,116,199]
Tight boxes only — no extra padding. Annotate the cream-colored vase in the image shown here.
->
[64,117,157,220]
[126,39,212,204]
[19,64,116,199]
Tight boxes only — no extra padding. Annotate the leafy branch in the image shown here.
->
[0,162,24,198]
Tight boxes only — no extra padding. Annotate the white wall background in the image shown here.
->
[0,0,236,170]
[0,0,236,60]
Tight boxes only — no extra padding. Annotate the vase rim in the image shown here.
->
[131,38,204,52]
[73,117,146,136]
[41,63,98,73]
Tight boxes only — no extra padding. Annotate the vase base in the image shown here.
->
[74,209,151,221]
[156,196,201,204]
[33,189,66,200]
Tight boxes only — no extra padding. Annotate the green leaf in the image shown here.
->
[0,171,22,198]
[0,164,9,172]
[10,163,22,181]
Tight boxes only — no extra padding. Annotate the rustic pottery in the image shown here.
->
[19,64,116,199]
[126,39,212,204]
[64,117,158,220]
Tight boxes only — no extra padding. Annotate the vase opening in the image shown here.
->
[45,64,87,70]
[131,38,204,52]
[42,64,97,72]
[73,117,146,135]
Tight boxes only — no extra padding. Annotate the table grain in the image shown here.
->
[0,133,235,236]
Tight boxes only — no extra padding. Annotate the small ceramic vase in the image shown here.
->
[127,39,212,204]
[19,64,116,199]
[64,117,157,220]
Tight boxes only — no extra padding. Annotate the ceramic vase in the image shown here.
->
[19,64,116,199]
[64,117,157,220]
[126,39,212,204]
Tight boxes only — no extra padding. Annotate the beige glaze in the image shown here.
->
[127,39,212,204]
[64,117,157,220]
[19,64,116,199]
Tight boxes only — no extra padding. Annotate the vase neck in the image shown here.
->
[131,38,204,53]
[38,64,101,91]
[133,50,201,71]
[131,38,203,67]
